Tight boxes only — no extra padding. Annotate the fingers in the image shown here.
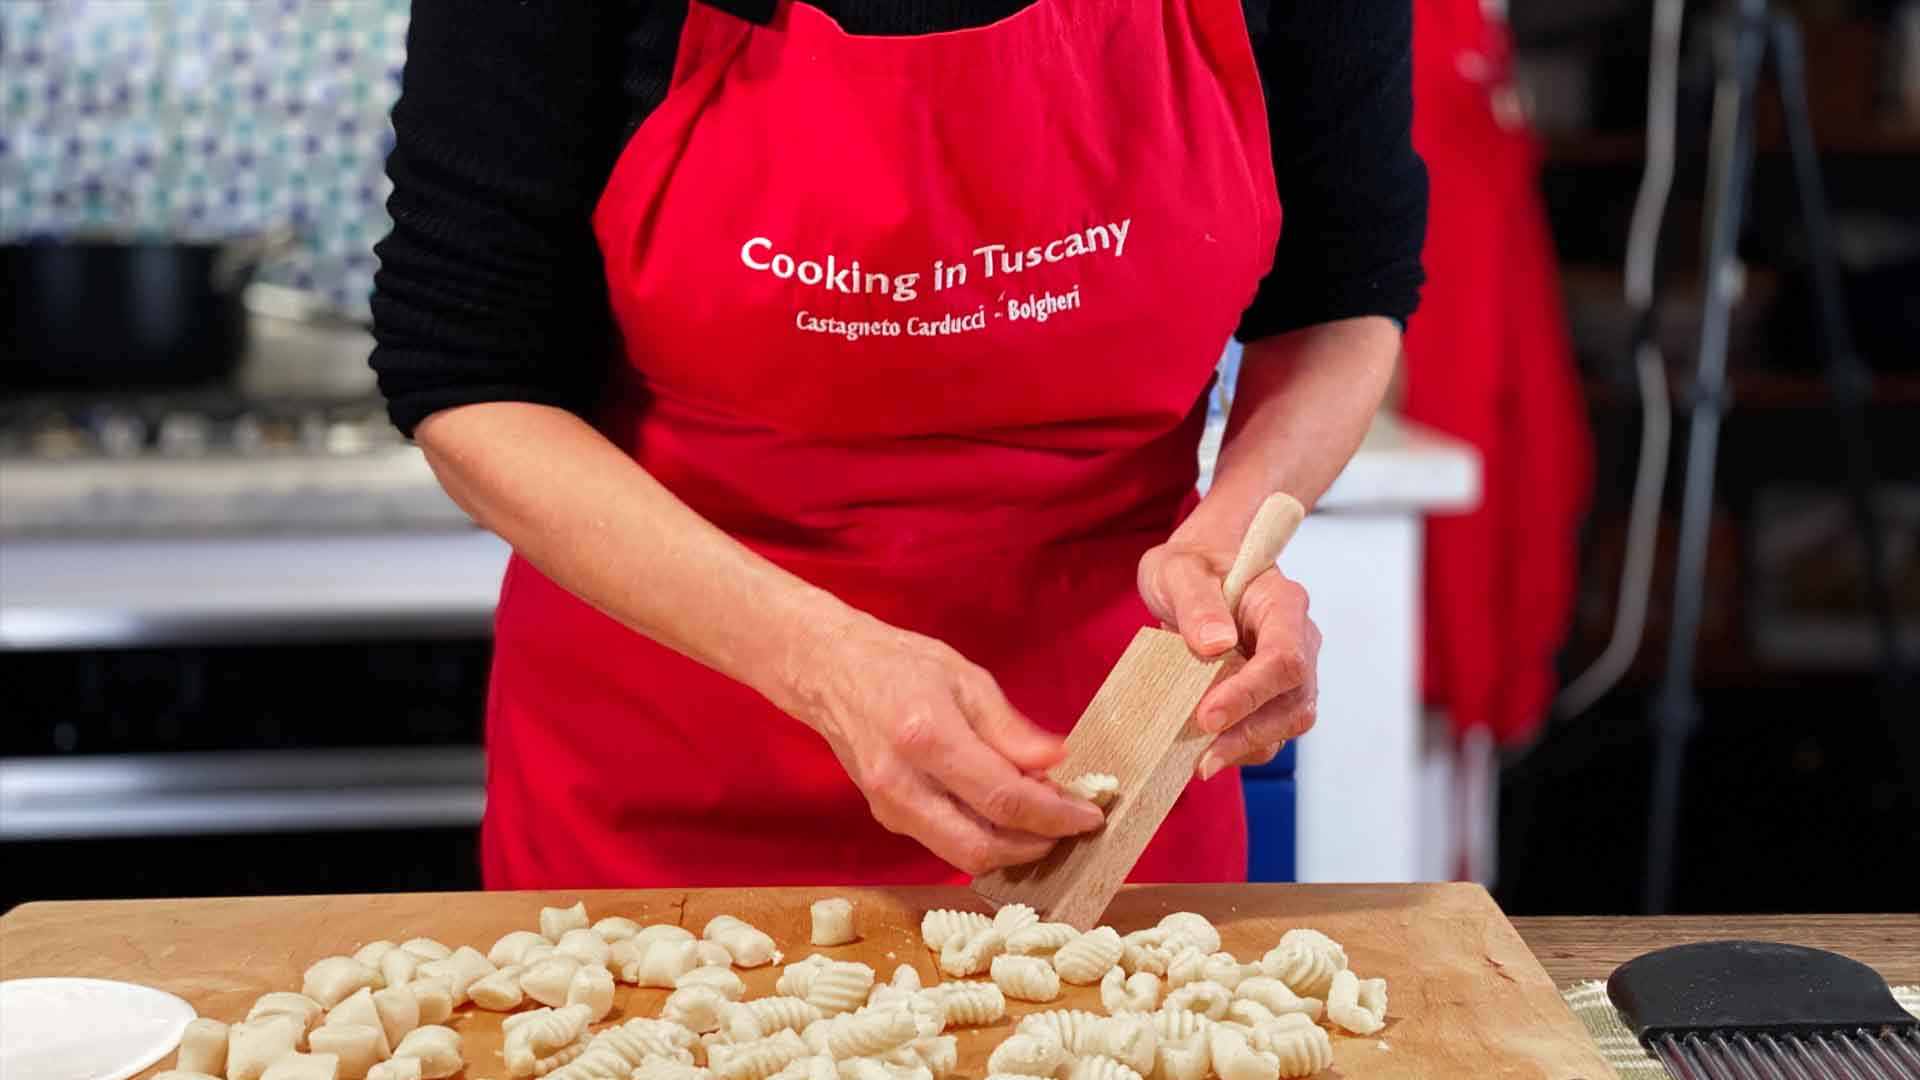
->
[866,770,1056,875]
[962,676,1069,773]
[1159,555,1239,658]
[1195,683,1319,781]
[894,694,1103,839]
[1195,576,1314,734]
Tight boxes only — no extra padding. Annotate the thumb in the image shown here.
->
[964,678,1068,772]
[1162,556,1238,657]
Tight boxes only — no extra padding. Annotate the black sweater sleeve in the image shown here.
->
[1237,0,1427,341]
[369,1,632,436]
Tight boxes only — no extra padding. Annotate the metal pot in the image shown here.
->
[2,229,295,391]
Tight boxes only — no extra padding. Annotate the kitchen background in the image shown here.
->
[3,0,1917,914]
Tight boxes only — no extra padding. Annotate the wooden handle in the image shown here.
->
[1220,492,1306,618]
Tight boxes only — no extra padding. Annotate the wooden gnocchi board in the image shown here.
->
[0,883,1614,1080]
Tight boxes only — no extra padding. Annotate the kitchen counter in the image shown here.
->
[1512,914,1920,987]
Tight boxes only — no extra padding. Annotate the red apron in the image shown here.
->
[482,0,1281,887]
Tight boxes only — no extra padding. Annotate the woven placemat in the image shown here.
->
[1563,980,1920,1078]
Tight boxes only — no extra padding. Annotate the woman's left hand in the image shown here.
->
[1138,539,1322,781]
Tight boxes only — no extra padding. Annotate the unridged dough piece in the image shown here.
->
[938,927,1006,978]
[1061,773,1119,807]
[366,1059,421,1080]
[523,954,585,1006]
[323,989,391,1056]
[706,915,780,968]
[377,949,420,991]
[1064,1055,1141,1080]
[469,963,526,1011]
[1323,969,1387,1035]
[1052,927,1123,985]
[556,927,613,968]
[990,954,1061,1003]
[260,1052,341,1080]
[393,1024,464,1079]
[917,910,992,952]
[404,977,453,1026]
[1100,968,1160,1013]
[228,1016,305,1080]
[1156,914,1221,956]
[398,938,451,962]
[1163,981,1233,1021]
[1225,1000,1275,1029]
[802,960,876,1015]
[419,944,495,1006]
[541,901,591,943]
[986,1032,1069,1078]
[631,939,700,988]
[1006,923,1079,957]
[352,941,398,976]
[369,984,419,1048]
[679,964,750,1000]
[593,916,642,942]
[303,957,379,1010]
[567,963,616,1021]
[697,941,738,968]
[810,899,858,947]
[668,984,733,1033]
[176,1017,230,1075]
[155,1073,221,1080]
[309,1024,383,1080]
[1208,1027,1279,1080]
[1200,953,1260,991]
[248,992,325,1041]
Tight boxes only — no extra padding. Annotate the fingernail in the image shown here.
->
[1199,621,1236,650]
[1197,755,1221,782]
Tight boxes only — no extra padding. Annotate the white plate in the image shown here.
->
[0,977,196,1080]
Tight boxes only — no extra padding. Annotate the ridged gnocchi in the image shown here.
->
[991,954,1062,1002]
[1051,927,1123,985]
[1323,970,1387,1035]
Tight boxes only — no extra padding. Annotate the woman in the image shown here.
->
[371,0,1426,887]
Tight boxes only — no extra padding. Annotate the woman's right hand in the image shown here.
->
[782,611,1107,875]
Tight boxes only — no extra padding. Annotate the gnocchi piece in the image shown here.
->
[1208,1027,1279,1080]
[938,927,1006,978]
[1052,927,1123,985]
[176,1017,230,1075]
[248,992,325,1040]
[775,954,835,998]
[541,1045,631,1080]
[228,1015,306,1080]
[567,962,617,1021]
[803,960,876,1015]
[418,944,495,1006]
[710,1029,809,1080]
[632,939,701,988]
[726,996,826,1040]
[986,1074,1057,1080]
[992,904,1040,933]
[541,901,591,943]
[404,976,453,1026]
[1083,1015,1157,1076]
[155,1073,220,1080]
[1152,1034,1210,1080]
[1232,978,1322,1022]
[309,1024,384,1080]
[393,1024,464,1080]
[705,915,780,968]
[900,992,949,1040]
[837,1058,926,1080]
[637,1061,717,1080]
[810,899,858,947]
[303,957,380,1009]
[469,963,526,1011]
[906,1035,958,1079]
[1248,1018,1330,1079]
[1224,1000,1275,1029]
[503,1005,592,1077]
[1148,1009,1215,1043]
[352,941,398,974]
[365,1059,421,1080]
[593,916,642,942]
[323,989,391,1056]
[556,927,612,968]
[1200,953,1260,991]
[1061,773,1119,807]
[1258,931,1345,1000]
[1065,1055,1142,1080]
[259,1052,341,1080]
[1163,949,1207,992]
[590,1017,699,1069]
[1162,981,1233,1021]
[1156,914,1221,956]
[522,954,584,1006]
[668,984,733,1033]
[889,965,923,993]
[931,982,1005,1027]
[991,954,1062,1003]
[1006,923,1079,956]
[377,949,421,991]
[697,941,738,968]
[1243,1014,1314,1054]
[368,984,418,1049]
[986,1032,1069,1078]
[917,910,992,952]
[1014,1010,1099,1053]
[679,964,750,1000]
[1119,941,1171,977]
[634,923,700,950]
[1099,968,1160,1013]
[398,938,451,962]
[803,1006,917,1059]
[1323,970,1387,1036]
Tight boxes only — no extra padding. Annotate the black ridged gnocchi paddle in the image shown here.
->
[1607,940,1920,1078]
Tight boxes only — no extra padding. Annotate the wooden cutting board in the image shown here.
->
[0,884,1614,1079]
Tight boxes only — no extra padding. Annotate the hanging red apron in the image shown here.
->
[482,0,1281,887]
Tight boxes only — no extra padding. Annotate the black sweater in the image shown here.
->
[371,0,1428,435]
